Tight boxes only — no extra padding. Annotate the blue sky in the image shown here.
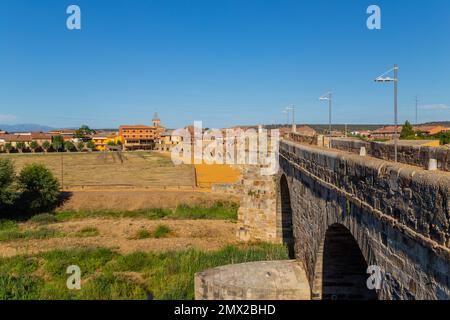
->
[0,0,449,129]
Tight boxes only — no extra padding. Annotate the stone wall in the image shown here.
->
[330,138,450,172]
[289,132,322,146]
[280,140,450,299]
[236,165,280,243]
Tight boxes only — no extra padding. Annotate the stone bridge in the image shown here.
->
[197,139,449,300]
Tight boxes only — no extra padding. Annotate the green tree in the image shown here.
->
[29,141,40,153]
[42,141,51,152]
[0,159,17,212]
[18,164,60,213]
[86,140,96,151]
[16,142,26,153]
[76,141,85,152]
[64,141,75,152]
[74,125,94,139]
[400,121,415,139]
[52,135,64,152]
[4,143,13,153]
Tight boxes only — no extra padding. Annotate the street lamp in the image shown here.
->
[319,92,332,145]
[374,64,398,162]
[283,109,290,126]
[286,105,296,132]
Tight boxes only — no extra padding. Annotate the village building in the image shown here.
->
[370,126,399,139]
[119,114,164,151]
[413,125,450,135]
[0,132,53,152]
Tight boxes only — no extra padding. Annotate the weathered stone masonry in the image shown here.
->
[279,140,449,299]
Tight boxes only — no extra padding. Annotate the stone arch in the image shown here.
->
[277,174,295,258]
[313,223,378,300]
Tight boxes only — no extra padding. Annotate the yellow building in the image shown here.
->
[92,133,123,151]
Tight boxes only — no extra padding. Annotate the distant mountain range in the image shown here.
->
[1,121,449,134]
[0,124,55,133]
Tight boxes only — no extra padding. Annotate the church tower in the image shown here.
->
[152,112,161,127]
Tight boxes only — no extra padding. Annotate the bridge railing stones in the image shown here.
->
[330,138,450,172]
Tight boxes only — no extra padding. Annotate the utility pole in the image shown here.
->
[415,96,419,125]
[328,93,332,139]
[319,92,332,143]
[61,153,64,190]
[394,64,398,163]
[286,105,296,133]
[375,65,399,162]
[291,104,296,133]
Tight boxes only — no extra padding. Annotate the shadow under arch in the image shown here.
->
[279,174,295,259]
[319,224,378,300]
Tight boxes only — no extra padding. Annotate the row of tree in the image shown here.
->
[0,159,60,217]
[4,137,97,153]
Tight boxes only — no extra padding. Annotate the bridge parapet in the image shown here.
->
[280,140,450,248]
[280,139,449,299]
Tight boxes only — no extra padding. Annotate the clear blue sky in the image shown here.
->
[1,0,449,129]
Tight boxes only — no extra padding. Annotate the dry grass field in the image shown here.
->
[1,152,195,189]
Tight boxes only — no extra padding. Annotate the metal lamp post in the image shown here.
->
[375,64,399,162]
[286,105,296,133]
[319,92,332,146]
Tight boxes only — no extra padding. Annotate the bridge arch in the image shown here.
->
[277,174,295,258]
[312,223,378,300]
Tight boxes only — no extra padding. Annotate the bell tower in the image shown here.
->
[152,112,161,127]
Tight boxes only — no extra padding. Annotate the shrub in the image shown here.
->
[76,141,85,152]
[86,141,96,150]
[4,143,13,153]
[28,213,58,225]
[42,141,51,152]
[134,229,151,239]
[152,225,171,239]
[18,164,60,213]
[400,121,415,139]
[52,135,64,152]
[0,274,43,300]
[64,141,75,152]
[0,159,17,213]
[29,141,40,152]
[16,142,26,152]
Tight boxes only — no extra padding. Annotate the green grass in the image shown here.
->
[152,225,171,239]
[132,229,152,239]
[75,227,99,238]
[0,243,289,300]
[28,213,58,225]
[0,227,64,242]
[54,201,238,222]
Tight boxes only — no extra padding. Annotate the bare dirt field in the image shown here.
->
[0,218,238,257]
[58,190,239,211]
